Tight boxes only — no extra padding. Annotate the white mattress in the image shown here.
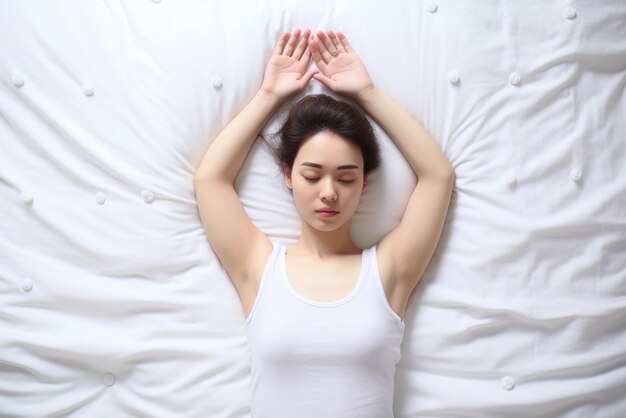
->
[1,1,625,417]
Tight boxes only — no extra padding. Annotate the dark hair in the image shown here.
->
[273,94,380,175]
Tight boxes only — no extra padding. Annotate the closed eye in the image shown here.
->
[302,176,356,184]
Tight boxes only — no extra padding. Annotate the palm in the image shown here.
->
[309,31,373,99]
[261,29,318,100]
[321,54,370,96]
[263,55,308,98]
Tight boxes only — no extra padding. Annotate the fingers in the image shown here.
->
[270,28,353,93]
[315,31,336,63]
[327,31,347,54]
[299,68,320,89]
[336,31,353,53]
[293,29,311,61]
[275,29,351,62]
[282,28,301,56]
[312,72,335,91]
[309,38,327,71]
[274,29,314,63]
[274,32,290,56]
[311,30,351,64]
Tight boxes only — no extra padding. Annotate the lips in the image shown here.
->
[316,208,339,218]
[316,207,339,213]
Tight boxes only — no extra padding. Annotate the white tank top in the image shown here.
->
[245,242,405,418]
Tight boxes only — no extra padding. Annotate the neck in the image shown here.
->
[290,221,361,258]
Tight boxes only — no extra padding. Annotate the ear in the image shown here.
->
[283,163,293,190]
[361,174,368,194]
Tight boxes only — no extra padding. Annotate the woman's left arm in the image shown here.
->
[358,86,455,300]
[311,31,454,316]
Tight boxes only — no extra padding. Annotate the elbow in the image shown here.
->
[193,174,216,188]
[192,176,204,196]
[429,164,455,183]
[415,159,455,183]
[444,165,455,182]
[193,175,233,191]
[193,167,236,185]
[192,166,208,183]
[193,171,222,184]
[192,175,206,186]
[424,165,455,194]
[442,167,455,193]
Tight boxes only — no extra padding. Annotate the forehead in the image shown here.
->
[294,131,363,167]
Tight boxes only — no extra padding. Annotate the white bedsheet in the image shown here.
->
[1,1,625,417]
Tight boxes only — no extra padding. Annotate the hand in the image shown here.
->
[261,29,319,101]
[309,31,374,100]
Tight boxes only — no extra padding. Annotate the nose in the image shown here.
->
[320,178,337,201]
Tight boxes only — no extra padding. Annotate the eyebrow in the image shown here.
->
[300,162,359,170]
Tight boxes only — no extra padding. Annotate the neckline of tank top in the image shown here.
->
[281,246,368,308]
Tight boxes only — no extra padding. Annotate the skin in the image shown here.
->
[194,29,455,319]
[281,131,368,302]
[285,131,366,247]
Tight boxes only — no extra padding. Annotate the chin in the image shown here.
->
[313,224,342,233]
[307,216,351,233]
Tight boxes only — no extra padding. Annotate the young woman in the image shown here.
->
[194,29,454,418]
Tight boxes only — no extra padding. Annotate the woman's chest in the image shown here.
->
[285,255,362,302]
[251,299,394,366]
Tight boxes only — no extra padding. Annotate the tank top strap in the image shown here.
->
[360,245,378,288]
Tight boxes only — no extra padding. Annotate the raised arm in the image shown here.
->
[310,31,454,317]
[193,30,318,314]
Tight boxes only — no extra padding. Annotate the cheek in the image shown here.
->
[347,183,366,204]
[290,181,315,204]
[346,189,363,206]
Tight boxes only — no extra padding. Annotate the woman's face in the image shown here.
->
[284,131,367,232]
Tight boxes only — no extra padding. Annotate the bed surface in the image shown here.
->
[1,1,625,417]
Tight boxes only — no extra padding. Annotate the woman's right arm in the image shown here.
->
[193,29,317,307]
